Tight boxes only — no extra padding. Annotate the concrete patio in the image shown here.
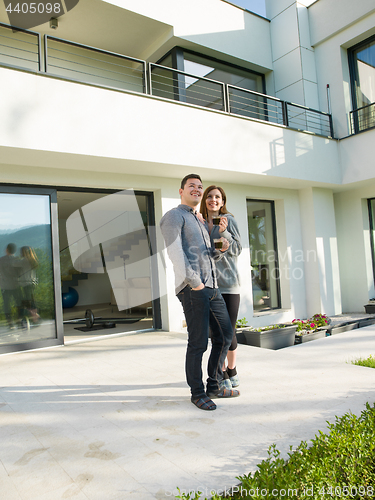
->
[1,324,375,499]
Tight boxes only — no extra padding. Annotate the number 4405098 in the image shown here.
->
[6,3,62,14]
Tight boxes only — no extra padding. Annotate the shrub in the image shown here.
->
[352,355,375,369]
[236,317,249,328]
[176,403,375,499]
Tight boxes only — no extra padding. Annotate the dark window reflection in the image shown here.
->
[247,200,280,311]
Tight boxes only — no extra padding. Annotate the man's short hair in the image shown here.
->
[6,243,16,255]
[180,174,202,190]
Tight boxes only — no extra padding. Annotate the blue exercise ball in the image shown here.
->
[62,287,79,308]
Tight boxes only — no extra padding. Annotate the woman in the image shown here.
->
[18,246,40,325]
[200,186,242,388]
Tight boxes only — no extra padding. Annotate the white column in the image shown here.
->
[266,0,319,109]
[299,187,342,317]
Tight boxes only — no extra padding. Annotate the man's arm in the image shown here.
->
[160,210,203,290]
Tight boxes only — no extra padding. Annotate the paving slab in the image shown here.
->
[1,326,375,499]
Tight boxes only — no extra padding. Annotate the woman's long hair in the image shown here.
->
[21,246,39,268]
[200,185,231,220]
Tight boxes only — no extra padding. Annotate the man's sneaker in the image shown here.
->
[229,374,240,387]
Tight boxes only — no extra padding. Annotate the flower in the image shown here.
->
[292,314,330,334]
[312,313,329,327]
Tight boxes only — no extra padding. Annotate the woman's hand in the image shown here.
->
[195,212,205,224]
[219,238,229,252]
[218,216,228,233]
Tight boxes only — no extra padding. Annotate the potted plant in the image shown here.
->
[364,298,375,314]
[235,317,249,345]
[241,322,297,350]
[293,313,329,344]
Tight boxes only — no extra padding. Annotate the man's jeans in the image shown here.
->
[177,286,233,399]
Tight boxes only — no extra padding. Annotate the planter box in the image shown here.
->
[243,325,297,350]
[364,304,375,314]
[327,322,359,335]
[235,329,247,345]
[294,330,326,344]
[358,317,375,328]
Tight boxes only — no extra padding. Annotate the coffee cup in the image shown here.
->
[212,216,221,225]
[214,239,223,249]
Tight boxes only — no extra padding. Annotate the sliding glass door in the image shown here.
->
[0,187,63,354]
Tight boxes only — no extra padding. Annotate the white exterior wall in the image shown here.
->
[298,187,342,317]
[266,0,319,108]
[334,188,375,312]
[310,6,375,138]
[0,0,375,337]
[339,132,375,185]
[0,67,340,186]
[104,0,273,70]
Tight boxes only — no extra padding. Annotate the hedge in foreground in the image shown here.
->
[177,403,375,500]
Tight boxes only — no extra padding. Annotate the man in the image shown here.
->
[160,174,240,411]
[0,243,22,329]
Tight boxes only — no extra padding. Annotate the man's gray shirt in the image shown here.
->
[0,255,20,290]
[160,204,222,294]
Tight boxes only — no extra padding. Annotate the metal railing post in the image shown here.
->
[37,33,42,72]
[224,83,230,113]
[222,83,227,112]
[148,62,153,96]
[329,114,334,138]
[282,101,289,127]
[44,34,48,73]
[143,60,147,94]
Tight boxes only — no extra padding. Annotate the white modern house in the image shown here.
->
[0,0,374,354]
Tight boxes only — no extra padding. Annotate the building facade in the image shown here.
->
[0,0,374,354]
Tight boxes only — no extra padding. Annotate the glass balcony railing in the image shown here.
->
[0,21,334,139]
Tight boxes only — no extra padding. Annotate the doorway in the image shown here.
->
[57,188,158,342]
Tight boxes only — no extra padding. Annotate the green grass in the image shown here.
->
[352,355,375,369]
[176,403,375,500]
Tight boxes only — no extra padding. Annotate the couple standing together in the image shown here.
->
[160,174,242,411]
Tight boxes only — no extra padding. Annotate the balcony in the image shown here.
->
[0,21,334,139]
[350,103,375,135]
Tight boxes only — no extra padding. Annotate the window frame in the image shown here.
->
[246,198,281,312]
[348,34,375,133]
[368,198,375,290]
[0,184,63,354]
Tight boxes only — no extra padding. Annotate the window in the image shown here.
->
[247,200,280,311]
[182,51,264,94]
[348,35,375,133]
[155,47,265,115]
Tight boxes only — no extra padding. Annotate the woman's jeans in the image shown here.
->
[177,286,233,399]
